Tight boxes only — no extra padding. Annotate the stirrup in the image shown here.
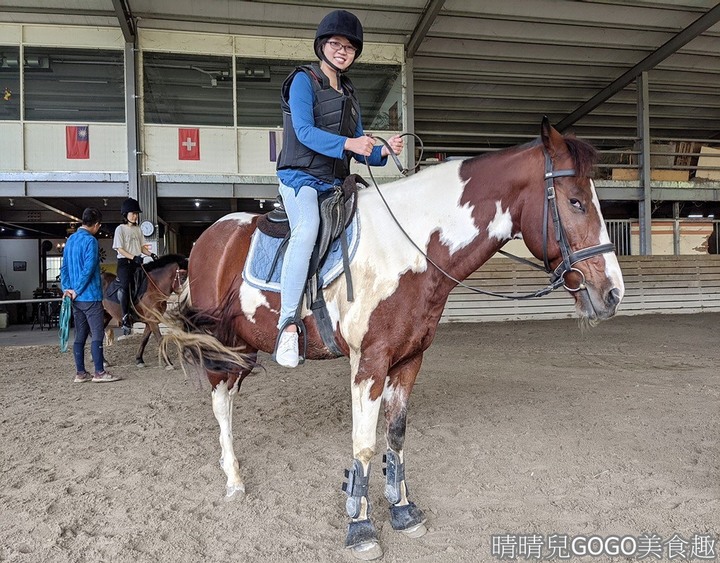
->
[121,315,133,335]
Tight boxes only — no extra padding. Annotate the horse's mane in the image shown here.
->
[563,136,598,179]
[479,134,598,178]
[144,253,188,273]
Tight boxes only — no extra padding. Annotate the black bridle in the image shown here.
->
[369,137,615,300]
[141,264,187,299]
[537,150,616,293]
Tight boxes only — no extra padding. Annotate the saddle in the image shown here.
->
[104,268,149,308]
[256,174,368,358]
[257,173,367,298]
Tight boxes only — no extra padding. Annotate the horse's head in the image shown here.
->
[173,269,188,294]
[144,254,189,296]
[522,118,624,323]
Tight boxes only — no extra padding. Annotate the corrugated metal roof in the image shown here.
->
[1,0,719,235]
[2,0,719,152]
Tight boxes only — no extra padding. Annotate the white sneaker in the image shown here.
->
[275,331,299,368]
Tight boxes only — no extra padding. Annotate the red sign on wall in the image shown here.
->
[66,125,89,159]
[178,128,200,160]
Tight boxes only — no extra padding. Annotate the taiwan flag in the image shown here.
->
[179,128,200,160]
[66,125,89,159]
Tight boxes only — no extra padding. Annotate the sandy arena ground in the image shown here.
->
[1,313,718,562]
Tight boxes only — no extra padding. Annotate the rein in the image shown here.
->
[367,136,614,300]
[140,264,184,300]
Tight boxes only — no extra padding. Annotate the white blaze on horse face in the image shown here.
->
[325,160,480,349]
[487,201,514,241]
[239,281,275,322]
[589,180,625,298]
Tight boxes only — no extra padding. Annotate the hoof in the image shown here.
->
[225,483,246,500]
[399,522,427,538]
[164,364,175,371]
[345,519,381,560]
[390,502,427,536]
[136,361,146,368]
[348,541,383,561]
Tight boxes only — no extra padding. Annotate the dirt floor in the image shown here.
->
[0,313,718,563]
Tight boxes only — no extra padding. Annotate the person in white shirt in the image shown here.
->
[112,198,156,335]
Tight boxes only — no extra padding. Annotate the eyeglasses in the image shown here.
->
[326,40,358,55]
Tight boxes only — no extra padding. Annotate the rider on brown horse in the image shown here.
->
[112,197,157,335]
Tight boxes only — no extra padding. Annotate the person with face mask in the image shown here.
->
[273,9,404,368]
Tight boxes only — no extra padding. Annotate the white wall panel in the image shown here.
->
[0,24,22,43]
[0,238,39,301]
[238,128,279,175]
[0,123,23,171]
[235,35,403,64]
[140,30,233,55]
[144,125,238,174]
[24,123,126,171]
[21,26,123,48]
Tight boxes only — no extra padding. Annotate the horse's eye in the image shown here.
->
[570,198,585,212]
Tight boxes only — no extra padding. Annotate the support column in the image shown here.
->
[138,175,160,253]
[404,56,415,173]
[637,72,652,255]
[673,201,681,256]
[125,41,139,198]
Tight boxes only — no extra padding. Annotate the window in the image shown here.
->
[0,46,21,120]
[23,47,125,122]
[46,256,62,284]
[352,63,403,131]
[235,58,402,130]
[144,52,233,126]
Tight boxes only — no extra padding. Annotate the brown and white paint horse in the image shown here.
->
[161,119,624,560]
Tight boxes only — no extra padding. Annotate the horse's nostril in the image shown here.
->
[607,287,622,307]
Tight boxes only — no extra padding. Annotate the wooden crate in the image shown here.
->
[611,169,690,181]
[696,146,720,180]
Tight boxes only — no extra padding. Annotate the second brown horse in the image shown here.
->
[102,253,187,367]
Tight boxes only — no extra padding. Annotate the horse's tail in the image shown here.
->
[159,283,254,378]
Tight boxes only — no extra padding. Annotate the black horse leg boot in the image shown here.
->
[117,288,132,335]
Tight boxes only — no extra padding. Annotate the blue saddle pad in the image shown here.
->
[242,213,360,293]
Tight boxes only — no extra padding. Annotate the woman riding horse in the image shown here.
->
[273,9,404,367]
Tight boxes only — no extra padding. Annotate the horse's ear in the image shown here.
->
[540,115,563,156]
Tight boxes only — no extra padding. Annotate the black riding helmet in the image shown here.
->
[314,10,363,72]
[121,197,142,218]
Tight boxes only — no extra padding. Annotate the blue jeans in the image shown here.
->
[72,300,105,374]
[278,182,320,329]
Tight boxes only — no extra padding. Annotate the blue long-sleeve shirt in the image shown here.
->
[60,227,102,302]
[277,71,387,193]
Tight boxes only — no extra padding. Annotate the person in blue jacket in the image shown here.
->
[274,9,404,368]
[60,207,120,383]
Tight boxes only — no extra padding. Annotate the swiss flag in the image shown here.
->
[66,125,89,159]
[179,128,200,160]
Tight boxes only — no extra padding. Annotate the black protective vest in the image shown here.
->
[276,64,361,184]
